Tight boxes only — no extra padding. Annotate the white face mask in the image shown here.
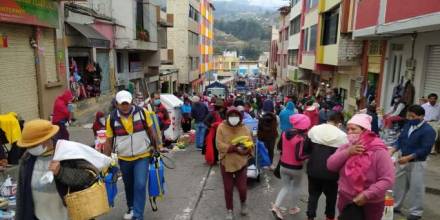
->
[228,117,240,126]
[28,144,48,156]
[99,117,106,125]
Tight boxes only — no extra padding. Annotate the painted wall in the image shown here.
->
[300,53,316,70]
[93,21,114,47]
[385,0,440,23]
[324,0,341,11]
[380,31,440,111]
[354,0,380,29]
[304,8,319,27]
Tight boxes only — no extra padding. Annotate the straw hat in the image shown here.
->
[17,119,59,148]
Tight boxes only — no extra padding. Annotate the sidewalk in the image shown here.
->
[426,154,440,195]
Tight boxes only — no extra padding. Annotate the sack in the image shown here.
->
[65,181,110,220]
[256,140,271,168]
[339,203,365,220]
[148,155,165,212]
[273,160,281,179]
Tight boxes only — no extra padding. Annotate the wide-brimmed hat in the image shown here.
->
[17,119,59,148]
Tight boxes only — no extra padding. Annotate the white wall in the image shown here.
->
[380,31,440,111]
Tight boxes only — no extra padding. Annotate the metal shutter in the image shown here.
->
[41,28,58,83]
[424,45,440,96]
[0,23,39,120]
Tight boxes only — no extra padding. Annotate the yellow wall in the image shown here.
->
[322,44,339,65]
[324,0,341,11]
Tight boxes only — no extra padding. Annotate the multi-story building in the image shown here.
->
[276,6,290,92]
[167,0,214,93]
[0,0,68,120]
[353,0,440,112]
[199,0,215,90]
[269,26,279,78]
[214,51,239,76]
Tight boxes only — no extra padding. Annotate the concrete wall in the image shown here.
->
[167,0,191,84]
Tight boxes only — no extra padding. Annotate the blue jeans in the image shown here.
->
[119,157,149,220]
[195,122,207,149]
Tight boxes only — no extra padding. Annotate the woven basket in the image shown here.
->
[65,181,110,220]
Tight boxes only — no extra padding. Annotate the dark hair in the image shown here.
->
[428,93,438,99]
[407,105,425,116]
[328,112,344,124]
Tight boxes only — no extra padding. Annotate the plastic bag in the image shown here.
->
[257,140,271,168]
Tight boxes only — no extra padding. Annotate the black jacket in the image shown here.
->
[304,141,339,180]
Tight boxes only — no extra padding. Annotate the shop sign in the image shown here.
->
[0,0,59,28]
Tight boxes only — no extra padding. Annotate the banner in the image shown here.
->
[0,0,59,28]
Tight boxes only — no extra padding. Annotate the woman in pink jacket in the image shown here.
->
[327,114,395,220]
[271,114,311,219]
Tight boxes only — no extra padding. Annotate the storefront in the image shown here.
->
[0,0,65,120]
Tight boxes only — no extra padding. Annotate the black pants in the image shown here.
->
[306,176,338,219]
[181,118,192,133]
[261,139,276,163]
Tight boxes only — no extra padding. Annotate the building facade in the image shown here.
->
[353,0,440,112]
[0,0,67,120]
[199,0,215,90]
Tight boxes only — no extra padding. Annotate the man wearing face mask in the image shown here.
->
[216,108,253,220]
[16,119,99,220]
[390,105,436,220]
[152,92,171,133]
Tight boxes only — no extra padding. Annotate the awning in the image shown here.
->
[66,22,110,48]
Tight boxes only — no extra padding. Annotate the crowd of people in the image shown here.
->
[10,86,440,220]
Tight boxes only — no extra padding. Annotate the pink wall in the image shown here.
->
[385,0,440,23]
[93,21,114,47]
[354,0,380,30]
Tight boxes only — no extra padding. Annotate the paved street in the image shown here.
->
[68,126,440,220]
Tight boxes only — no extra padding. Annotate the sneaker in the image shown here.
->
[240,203,248,216]
[225,210,234,220]
[407,215,422,220]
[271,205,284,220]
[123,209,133,220]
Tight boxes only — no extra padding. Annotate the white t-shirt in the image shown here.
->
[422,103,440,122]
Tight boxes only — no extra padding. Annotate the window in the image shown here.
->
[189,5,199,22]
[308,0,319,9]
[309,25,317,51]
[303,28,309,51]
[128,53,142,72]
[117,52,123,73]
[290,16,301,35]
[284,28,289,40]
[322,6,339,45]
[368,40,381,55]
[288,49,298,66]
[188,31,199,47]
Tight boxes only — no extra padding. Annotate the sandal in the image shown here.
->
[288,207,301,215]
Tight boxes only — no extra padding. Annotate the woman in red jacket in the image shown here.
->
[52,90,74,140]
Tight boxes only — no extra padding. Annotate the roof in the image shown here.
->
[67,22,109,41]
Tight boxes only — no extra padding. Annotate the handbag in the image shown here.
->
[338,203,365,220]
[273,159,281,179]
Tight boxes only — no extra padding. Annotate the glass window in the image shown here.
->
[303,28,309,51]
[290,16,301,35]
[288,49,298,66]
[309,25,317,51]
[322,6,339,45]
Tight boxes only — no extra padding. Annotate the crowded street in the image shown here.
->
[2,0,440,220]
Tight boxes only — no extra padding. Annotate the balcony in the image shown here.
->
[157,6,174,28]
[160,49,174,65]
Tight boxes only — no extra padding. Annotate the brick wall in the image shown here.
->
[338,33,362,66]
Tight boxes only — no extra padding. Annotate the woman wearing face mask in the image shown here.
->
[92,111,106,137]
[327,114,395,220]
[16,119,100,220]
[216,108,254,220]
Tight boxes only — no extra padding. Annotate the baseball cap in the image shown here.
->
[116,90,133,104]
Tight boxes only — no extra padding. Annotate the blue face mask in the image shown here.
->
[408,119,422,126]
[154,99,161,106]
